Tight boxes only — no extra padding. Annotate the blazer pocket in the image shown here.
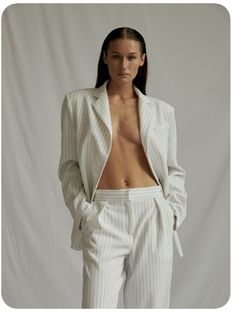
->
[150,123,169,138]
[152,122,169,130]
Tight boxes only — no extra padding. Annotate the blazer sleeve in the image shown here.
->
[58,93,92,224]
[166,107,187,230]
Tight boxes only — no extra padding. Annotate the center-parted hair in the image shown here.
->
[95,27,148,94]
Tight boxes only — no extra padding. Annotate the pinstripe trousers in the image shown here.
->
[81,185,174,308]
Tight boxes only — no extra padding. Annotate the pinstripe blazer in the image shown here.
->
[58,79,187,257]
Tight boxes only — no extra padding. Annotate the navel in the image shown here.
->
[123,179,129,186]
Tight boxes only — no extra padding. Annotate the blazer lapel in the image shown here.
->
[133,84,155,146]
[92,80,112,136]
[92,79,156,147]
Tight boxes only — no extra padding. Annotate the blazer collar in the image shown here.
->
[92,79,155,142]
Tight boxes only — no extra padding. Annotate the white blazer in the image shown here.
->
[58,79,187,257]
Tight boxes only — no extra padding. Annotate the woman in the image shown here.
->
[58,27,187,308]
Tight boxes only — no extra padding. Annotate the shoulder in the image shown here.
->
[63,87,96,113]
[65,86,95,101]
[148,95,174,112]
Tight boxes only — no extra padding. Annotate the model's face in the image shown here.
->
[103,39,146,83]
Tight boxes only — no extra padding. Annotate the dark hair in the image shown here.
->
[95,27,148,94]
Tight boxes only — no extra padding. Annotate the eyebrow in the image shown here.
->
[111,51,137,54]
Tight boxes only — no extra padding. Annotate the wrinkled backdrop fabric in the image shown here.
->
[2,3,230,308]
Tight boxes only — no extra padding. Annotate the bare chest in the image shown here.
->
[108,97,141,145]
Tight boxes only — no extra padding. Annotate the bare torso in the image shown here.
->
[97,95,159,189]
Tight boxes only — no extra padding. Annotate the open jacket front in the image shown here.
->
[58,79,187,257]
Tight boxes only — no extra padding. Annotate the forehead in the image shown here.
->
[108,39,140,53]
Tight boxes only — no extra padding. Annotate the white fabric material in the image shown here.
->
[82,185,174,308]
[58,79,187,258]
[2,4,229,308]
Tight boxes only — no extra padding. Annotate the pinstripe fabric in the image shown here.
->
[58,79,187,257]
[82,185,173,308]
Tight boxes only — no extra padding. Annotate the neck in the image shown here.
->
[106,80,136,100]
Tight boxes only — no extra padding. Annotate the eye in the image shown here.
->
[112,55,119,59]
[129,56,136,60]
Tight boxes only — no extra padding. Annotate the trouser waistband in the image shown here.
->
[94,185,163,201]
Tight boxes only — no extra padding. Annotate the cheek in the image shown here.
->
[132,61,141,67]
[132,64,141,72]
[107,64,115,74]
[109,62,118,70]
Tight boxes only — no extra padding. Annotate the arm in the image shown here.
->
[58,93,91,224]
[166,107,187,231]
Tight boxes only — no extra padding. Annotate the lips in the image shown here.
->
[118,73,130,76]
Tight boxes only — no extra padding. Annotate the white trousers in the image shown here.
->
[81,185,174,308]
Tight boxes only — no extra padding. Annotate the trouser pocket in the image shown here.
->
[154,194,184,257]
[161,194,174,227]
[153,193,174,232]
[160,195,177,231]
[81,200,107,232]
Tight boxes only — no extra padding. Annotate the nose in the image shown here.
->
[120,57,128,69]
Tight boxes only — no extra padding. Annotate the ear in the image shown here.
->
[140,53,146,66]
[103,51,107,64]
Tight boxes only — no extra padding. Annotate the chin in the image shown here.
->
[110,76,133,84]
